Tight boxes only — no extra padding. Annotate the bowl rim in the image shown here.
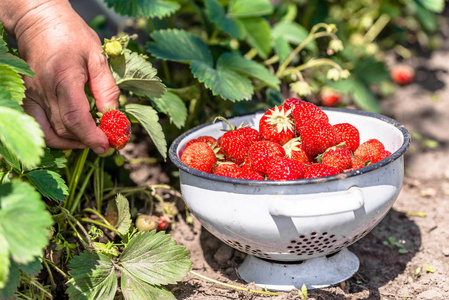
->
[169,107,411,186]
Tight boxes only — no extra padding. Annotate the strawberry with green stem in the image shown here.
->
[283,137,311,164]
[354,138,386,165]
[259,106,295,145]
[318,145,352,172]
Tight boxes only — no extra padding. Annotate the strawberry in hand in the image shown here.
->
[99,110,131,150]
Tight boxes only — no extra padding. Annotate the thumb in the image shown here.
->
[88,51,120,113]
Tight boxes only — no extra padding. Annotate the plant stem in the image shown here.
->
[80,218,122,236]
[42,258,56,289]
[189,270,284,296]
[43,257,69,278]
[65,148,90,211]
[94,158,104,214]
[70,156,98,215]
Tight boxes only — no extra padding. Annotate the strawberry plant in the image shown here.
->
[0,23,191,299]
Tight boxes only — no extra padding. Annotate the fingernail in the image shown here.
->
[94,147,106,154]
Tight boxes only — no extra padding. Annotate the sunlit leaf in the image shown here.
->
[66,251,117,300]
[26,169,68,202]
[121,272,176,300]
[119,231,191,286]
[105,0,180,18]
[416,0,444,13]
[205,0,245,39]
[0,64,26,104]
[0,45,34,77]
[148,29,213,65]
[114,194,132,236]
[110,50,166,99]
[0,180,53,264]
[228,0,273,17]
[0,234,9,289]
[151,91,187,129]
[271,21,316,51]
[239,17,272,59]
[124,104,167,160]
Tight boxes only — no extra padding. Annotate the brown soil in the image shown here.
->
[163,49,449,300]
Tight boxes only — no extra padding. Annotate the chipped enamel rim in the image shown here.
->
[169,107,410,186]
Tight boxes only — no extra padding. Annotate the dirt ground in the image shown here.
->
[159,48,449,300]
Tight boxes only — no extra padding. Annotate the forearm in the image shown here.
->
[0,0,72,38]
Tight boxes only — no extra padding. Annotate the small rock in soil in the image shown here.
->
[214,244,234,265]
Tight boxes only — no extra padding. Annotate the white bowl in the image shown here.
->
[169,108,410,288]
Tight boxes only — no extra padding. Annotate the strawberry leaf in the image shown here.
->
[25,169,68,203]
[151,91,187,129]
[0,260,19,299]
[416,0,444,13]
[0,180,53,264]
[0,107,45,170]
[118,231,191,286]
[66,251,118,300]
[204,0,245,39]
[0,234,9,290]
[109,50,166,99]
[124,104,167,160]
[0,65,26,104]
[105,0,180,18]
[190,60,253,101]
[271,21,317,52]
[112,194,132,236]
[239,17,272,59]
[217,52,280,89]
[148,29,213,66]
[0,43,34,77]
[228,0,273,17]
[121,272,176,300]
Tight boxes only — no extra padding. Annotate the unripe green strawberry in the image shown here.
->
[181,141,217,173]
[104,40,123,57]
[99,110,131,150]
[135,214,158,231]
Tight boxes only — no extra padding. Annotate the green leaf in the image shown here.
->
[352,57,389,84]
[0,180,53,264]
[114,194,132,236]
[217,52,280,89]
[119,231,191,286]
[110,50,166,99]
[148,29,213,65]
[351,80,381,113]
[0,64,26,104]
[0,90,23,111]
[273,35,291,63]
[271,21,316,51]
[121,273,176,300]
[151,91,187,129]
[0,142,21,172]
[414,2,437,31]
[228,0,273,17]
[124,104,167,160]
[26,169,68,202]
[66,251,118,300]
[0,260,19,299]
[240,17,272,59]
[204,0,245,39]
[190,60,253,101]
[0,45,34,77]
[38,148,67,171]
[18,257,43,277]
[105,0,180,18]
[415,0,444,13]
[0,234,9,290]
[0,107,45,170]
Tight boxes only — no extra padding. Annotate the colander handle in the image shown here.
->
[268,186,365,217]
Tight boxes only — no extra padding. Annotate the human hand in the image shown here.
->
[3,0,120,154]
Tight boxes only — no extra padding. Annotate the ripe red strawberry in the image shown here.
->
[385,150,392,157]
[291,102,329,135]
[391,64,414,85]
[157,215,171,231]
[333,123,360,153]
[300,119,337,157]
[99,110,131,150]
[259,106,295,145]
[303,163,340,179]
[319,146,352,172]
[214,162,244,178]
[266,157,304,180]
[248,140,285,175]
[219,125,262,165]
[238,171,265,181]
[185,136,217,148]
[350,155,364,170]
[354,138,386,165]
[181,141,217,173]
[283,137,311,164]
[283,97,304,111]
[318,88,342,107]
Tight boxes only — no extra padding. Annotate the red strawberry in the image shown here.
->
[99,110,131,150]
[391,64,414,85]
[214,162,244,178]
[283,97,304,111]
[248,140,285,175]
[266,157,304,180]
[185,136,217,148]
[181,141,217,173]
[238,171,265,181]
[350,155,364,170]
[219,124,262,165]
[259,106,295,145]
[303,163,340,179]
[283,137,311,164]
[318,88,342,107]
[319,146,352,172]
[157,215,171,231]
[385,150,392,157]
[291,102,329,135]
[354,138,386,165]
[333,123,360,153]
[300,119,337,157]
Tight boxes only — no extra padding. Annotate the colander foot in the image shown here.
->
[237,248,359,291]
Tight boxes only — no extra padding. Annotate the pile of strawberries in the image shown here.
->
[180,98,391,180]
